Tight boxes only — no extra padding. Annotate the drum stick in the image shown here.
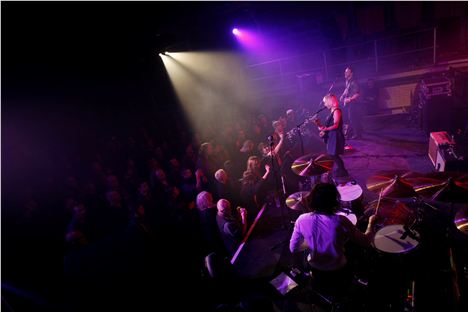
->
[375,187,384,216]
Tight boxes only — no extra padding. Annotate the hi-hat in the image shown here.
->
[291,154,334,177]
[414,177,468,203]
[286,191,310,211]
[366,171,419,198]
[454,206,468,235]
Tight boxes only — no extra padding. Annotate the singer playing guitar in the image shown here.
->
[314,94,349,179]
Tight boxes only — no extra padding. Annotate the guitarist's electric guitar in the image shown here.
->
[311,117,328,143]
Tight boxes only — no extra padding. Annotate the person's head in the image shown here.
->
[307,183,341,214]
[199,142,213,157]
[224,160,234,173]
[246,156,260,173]
[181,168,193,180]
[272,120,283,133]
[257,142,269,157]
[345,66,354,80]
[286,109,295,121]
[106,190,122,208]
[217,198,231,215]
[322,94,339,110]
[214,169,228,184]
[196,191,214,211]
[240,140,254,153]
[169,158,180,168]
[154,168,167,181]
[257,114,268,126]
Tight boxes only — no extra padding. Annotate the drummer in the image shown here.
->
[289,183,377,295]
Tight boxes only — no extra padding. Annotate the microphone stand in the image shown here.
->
[295,125,305,156]
[316,77,338,110]
[268,136,289,230]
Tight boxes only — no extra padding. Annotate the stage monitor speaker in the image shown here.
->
[428,131,454,167]
[435,147,468,172]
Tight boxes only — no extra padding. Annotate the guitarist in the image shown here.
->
[340,66,362,140]
[315,94,349,179]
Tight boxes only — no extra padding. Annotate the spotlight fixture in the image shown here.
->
[232,28,240,36]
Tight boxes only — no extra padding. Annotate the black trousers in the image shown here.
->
[330,154,348,178]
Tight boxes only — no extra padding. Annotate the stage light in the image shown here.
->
[232,28,240,36]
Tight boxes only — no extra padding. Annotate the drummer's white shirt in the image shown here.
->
[289,212,370,271]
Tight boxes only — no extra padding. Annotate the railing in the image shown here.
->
[245,27,441,96]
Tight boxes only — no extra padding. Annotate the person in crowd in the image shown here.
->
[196,191,226,257]
[216,199,248,257]
[214,168,238,205]
[196,142,218,193]
[285,109,297,133]
[289,183,377,295]
[240,156,272,221]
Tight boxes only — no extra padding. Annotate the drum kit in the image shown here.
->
[287,153,468,255]
[366,170,468,254]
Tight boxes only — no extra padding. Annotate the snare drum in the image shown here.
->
[336,209,357,225]
[336,181,363,213]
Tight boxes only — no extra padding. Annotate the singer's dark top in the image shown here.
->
[325,108,345,155]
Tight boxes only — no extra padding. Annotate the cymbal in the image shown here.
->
[415,177,468,203]
[366,171,419,198]
[286,191,310,211]
[291,153,334,177]
[422,172,468,183]
[454,206,468,235]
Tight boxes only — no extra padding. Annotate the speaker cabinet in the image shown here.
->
[428,131,454,168]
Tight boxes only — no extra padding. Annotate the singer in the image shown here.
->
[316,94,349,178]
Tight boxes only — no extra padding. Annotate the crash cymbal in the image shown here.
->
[366,171,418,198]
[291,154,334,177]
[454,206,468,235]
[415,177,468,203]
[286,191,310,211]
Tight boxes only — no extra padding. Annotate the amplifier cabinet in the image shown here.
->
[435,147,468,172]
[428,131,454,167]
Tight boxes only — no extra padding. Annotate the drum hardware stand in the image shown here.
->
[294,124,305,157]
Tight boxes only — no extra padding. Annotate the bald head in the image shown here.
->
[217,199,231,214]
